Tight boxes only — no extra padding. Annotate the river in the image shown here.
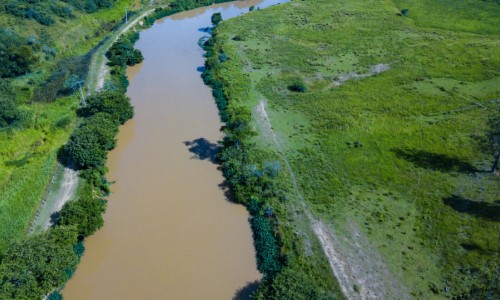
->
[62,1,285,299]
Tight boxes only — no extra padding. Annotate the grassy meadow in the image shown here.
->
[214,0,500,297]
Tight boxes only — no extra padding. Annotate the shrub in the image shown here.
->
[250,215,283,276]
[288,82,307,93]
[57,186,107,237]
[0,226,79,299]
[211,12,222,26]
[80,91,134,124]
[106,31,144,67]
[64,113,119,168]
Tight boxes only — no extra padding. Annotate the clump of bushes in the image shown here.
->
[106,31,143,67]
[0,226,79,299]
[64,91,133,169]
[250,215,283,275]
[56,185,107,238]
[80,91,134,124]
[288,82,307,93]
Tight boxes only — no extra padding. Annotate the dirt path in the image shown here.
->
[330,63,390,89]
[254,100,407,299]
[96,8,156,91]
[31,9,158,234]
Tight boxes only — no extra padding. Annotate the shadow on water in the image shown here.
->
[197,27,211,33]
[392,148,477,173]
[443,194,500,222]
[233,281,260,300]
[184,138,219,163]
[196,66,206,73]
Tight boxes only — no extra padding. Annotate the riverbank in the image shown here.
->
[207,0,500,298]
[62,1,287,298]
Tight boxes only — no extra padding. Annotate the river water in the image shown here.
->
[62,1,285,299]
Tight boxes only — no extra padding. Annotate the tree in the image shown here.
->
[211,12,222,26]
[0,226,79,299]
[80,91,134,124]
[57,188,107,237]
[64,113,119,168]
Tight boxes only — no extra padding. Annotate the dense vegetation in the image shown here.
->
[202,26,338,299]
[106,31,143,67]
[211,0,500,298]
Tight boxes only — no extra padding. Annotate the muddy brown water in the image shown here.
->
[62,1,286,299]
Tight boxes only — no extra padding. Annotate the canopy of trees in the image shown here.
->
[0,226,79,299]
[64,113,118,168]
[64,91,133,168]
[57,185,107,238]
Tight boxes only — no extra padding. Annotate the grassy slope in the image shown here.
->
[215,0,499,297]
[0,0,157,253]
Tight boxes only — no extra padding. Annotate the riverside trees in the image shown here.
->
[64,91,133,169]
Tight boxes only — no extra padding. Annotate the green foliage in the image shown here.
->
[214,0,500,297]
[250,215,283,276]
[211,12,222,26]
[64,113,119,168]
[47,291,63,300]
[57,185,107,237]
[257,267,336,300]
[0,81,21,127]
[401,8,409,16]
[80,91,134,124]
[63,0,115,13]
[0,226,79,299]
[106,31,144,67]
[1,0,115,26]
[0,30,38,78]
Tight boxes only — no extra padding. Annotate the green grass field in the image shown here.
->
[214,0,499,297]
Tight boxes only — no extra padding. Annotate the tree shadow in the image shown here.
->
[4,155,31,167]
[443,195,500,222]
[183,138,219,164]
[196,66,206,73]
[392,148,477,173]
[50,211,60,227]
[197,27,211,33]
[233,280,260,300]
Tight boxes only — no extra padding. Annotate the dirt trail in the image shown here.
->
[31,9,157,233]
[96,8,156,90]
[330,63,390,88]
[254,100,407,299]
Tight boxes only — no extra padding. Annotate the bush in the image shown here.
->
[106,31,144,67]
[250,215,283,276]
[0,97,21,127]
[288,82,307,93]
[57,186,107,237]
[211,12,222,26]
[80,91,134,124]
[0,226,79,299]
[64,113,119,168]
